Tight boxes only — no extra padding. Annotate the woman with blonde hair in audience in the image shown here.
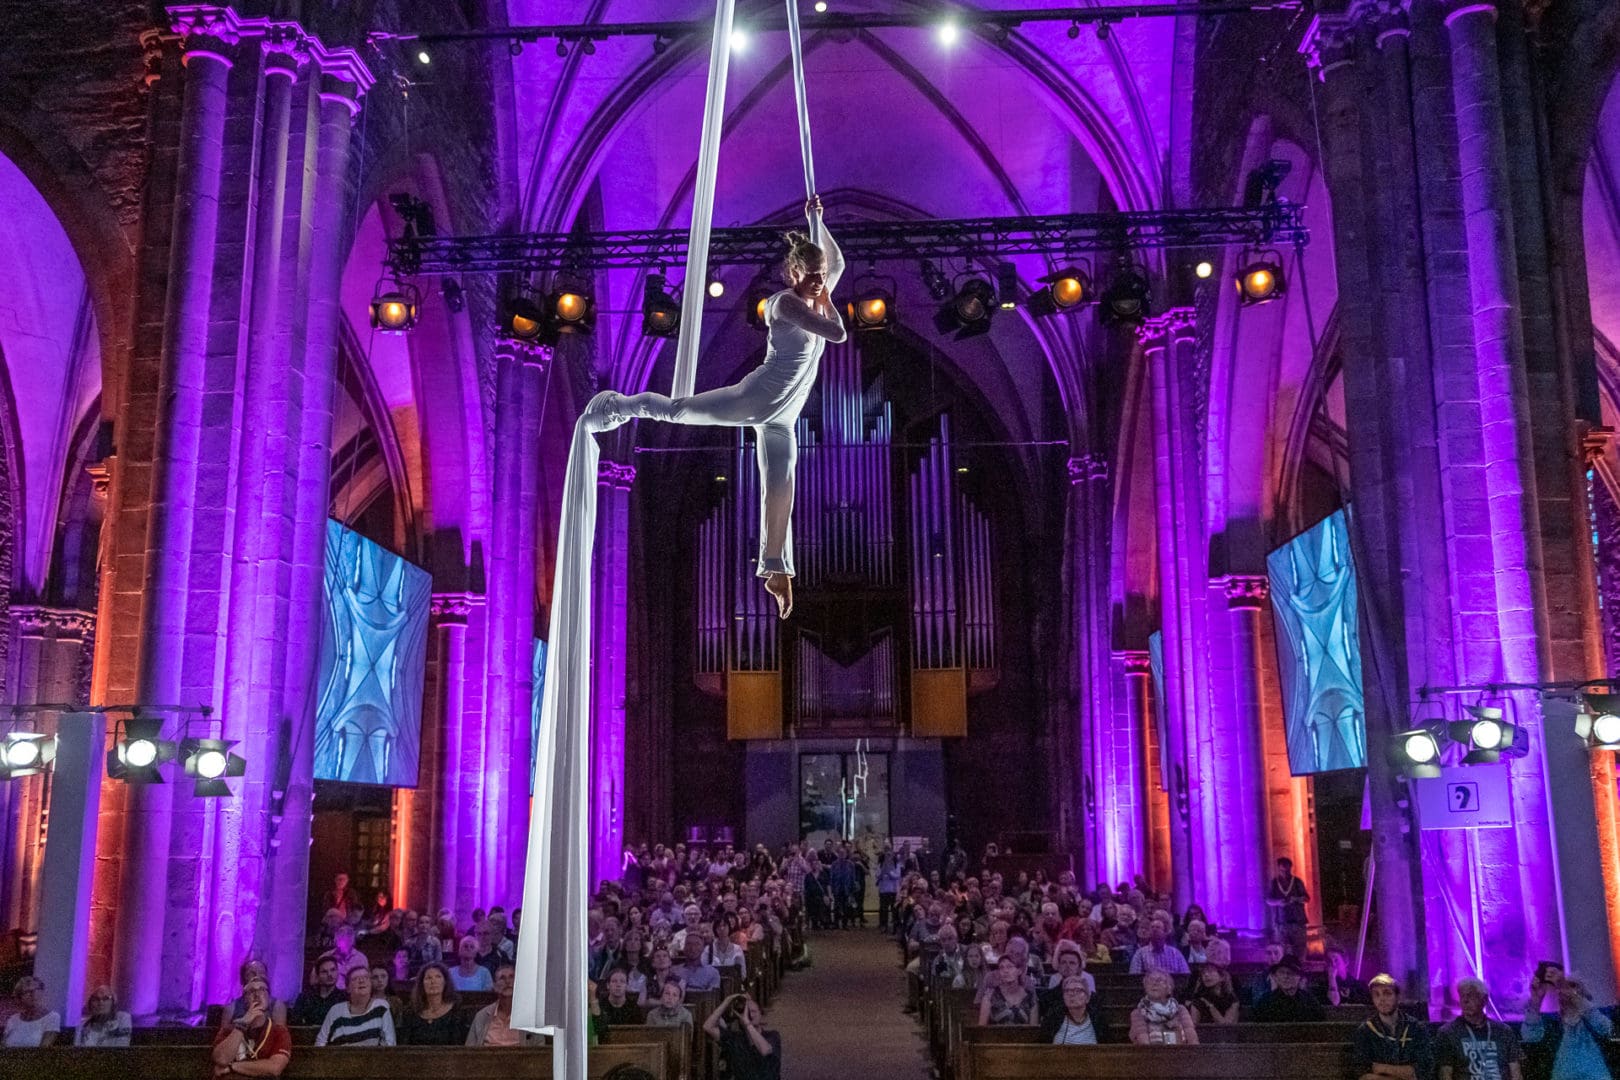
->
[979,955,1039,1027]
[1129,970,1199,1045]
[1187,963,1240,1024]
[982,919,1011,965]
[75,985,132,1046]
[1073,918,1113,966]
[448,934,494,992]
[962,943,989,994]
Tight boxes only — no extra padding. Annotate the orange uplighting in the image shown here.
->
[756,296,769,322]
[555,292,587,322]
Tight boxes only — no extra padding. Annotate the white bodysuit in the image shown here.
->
[589,227,846,577]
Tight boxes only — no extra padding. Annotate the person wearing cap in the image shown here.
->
[1437,977,1523,1080]
[1351,974,1430,1080]
[1251,954,1326,1022]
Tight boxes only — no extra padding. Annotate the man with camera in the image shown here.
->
[702,992,780,1080]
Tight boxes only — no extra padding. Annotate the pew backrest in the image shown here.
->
[967,1041,1351,1080]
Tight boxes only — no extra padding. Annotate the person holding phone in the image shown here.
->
[703,993,780,1080]
[1522,973,1614,1080]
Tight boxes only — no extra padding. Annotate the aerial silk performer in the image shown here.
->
[512,3,828,1078]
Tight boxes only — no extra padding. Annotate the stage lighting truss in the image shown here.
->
[0,730,55,780]
[1234,248,1287,306]
[107,714,178,784]
[1577,694,1620,751]
[181,737,247,798]
[641,273,681,339]
[847,268,897,333]
[386,206,1310,277]
[368,275,421,333]
[1028,264,1092,318]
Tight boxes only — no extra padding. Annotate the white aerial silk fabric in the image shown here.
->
[511,4,818,1079]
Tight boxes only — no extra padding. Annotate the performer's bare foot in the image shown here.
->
[764,573,793,620]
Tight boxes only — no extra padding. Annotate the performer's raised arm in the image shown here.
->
[773,289,846,343]
[811,199,845,294]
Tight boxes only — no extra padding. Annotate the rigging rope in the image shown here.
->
[513,6,815,1080]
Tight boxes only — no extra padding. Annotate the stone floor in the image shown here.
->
[764,928,933,1080]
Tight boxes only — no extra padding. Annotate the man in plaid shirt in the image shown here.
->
[781,842,812,899]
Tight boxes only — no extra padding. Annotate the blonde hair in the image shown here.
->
[781,231,825,286]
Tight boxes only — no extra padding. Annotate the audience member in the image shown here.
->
[1129,970,1198,1045]
[876,847,902,931]
[369,964,403,1021]
[1072,919,1112,966]
[290,957,343,1026]
[1521,972,1613,1080]
[1251,955,1326,1022]
[322,872,360,918]
[1182,920,1211,965]
[1438,977,1523,1080]
[405,913,444,974]
[211,976,290,1077]
[676,934,722,992]
[1265,857,1310,958]
[315,968,396,1047]
[1327,945,1371,1007]
[645,976,694,1037]
[450,935,496,992]
[1045,976,1110,1045]
[961,943,989,993]
[704,916,748,976]
[467,964,532,1047]
[222,959,288,1029]
[979,955,1039,1027]
[1351,974,1431,1080]
[1245,942,1287,1007]
[3,975,60,1047]
[1129,913,1191,976]
[74,985,132,1047]
[328,925,368,989]
[1187,963,1241,1025]
[591,916,624,981]
[704,993,781,1080]
[398,962,467,1045]
[597,969,644,1029]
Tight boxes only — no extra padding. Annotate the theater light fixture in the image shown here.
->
[937,20,961,46]
[746,280,774,331]
[935,276,996,339]
[1234,252,1286,306]
[848,268,896,333]
[1388,723,1444,780]
[1029,266,1091,318]
[1447,703,1526,765]
[919,260,951,302]
[107,715,177,784]
[707,276,725,299]
[368,277,420,333]
[181,737,247,798]
[1578,694,1620,750]
[550,279,596,336]
[642,274,681,339]
[499,290,549,343]
[0,732,54,780]
[1098,263,1151,327]
[729,28,749,52]
[1195,260,1214,280]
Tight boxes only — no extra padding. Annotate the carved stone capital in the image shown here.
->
[1137,307,1197,345]
[598,460,638,488]
[1298,13,1360,79]
[162,6,374,95]
[11,604,96,638]
[139,29,171,86]
[495,338,552,370]
[1066,454,1109,485]
[1218,574,1271,610]
[85,460,113,498]
[1441,0,1499,27]
[1582,425,1614,465]
[1116,649,1153,677]
[430,591,483,624]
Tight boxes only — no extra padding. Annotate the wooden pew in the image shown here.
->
[958,1020,1362,1048]
[0,1044,669,1080]
[968,1042,1352,1080]
[605,1022,686,1080]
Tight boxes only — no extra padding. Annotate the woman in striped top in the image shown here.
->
[315,968,396,1047]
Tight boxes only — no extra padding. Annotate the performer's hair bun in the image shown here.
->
[781,231,824,286]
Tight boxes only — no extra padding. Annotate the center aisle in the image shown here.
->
[765,930,932,1080]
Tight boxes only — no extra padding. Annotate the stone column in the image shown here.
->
[593,460,636,887]
[429,593,481,920]
[1141,309,1218,913]
[261,53,370,1002]
[483,340,548,906]
[1070,454,1128,885]
[1114,650,1168,891]
[118,11,235,1017]
[1216,575,1284,933]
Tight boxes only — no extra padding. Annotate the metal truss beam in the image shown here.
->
[387,205,1309,277]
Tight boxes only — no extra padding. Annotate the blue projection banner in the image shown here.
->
[314,520,431,787]
[1147,631,1170,792]
[1267,508,1367,774]
[530,638,548,795]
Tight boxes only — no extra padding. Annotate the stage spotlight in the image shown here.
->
[1388,724,1444,780]
[1447,703,1524,764]
[653,36,669,55]
[1235,254,1286,306]
[556,39,569,57]
[416,49,431,65]
[642,274,681,339]
[582,37,596,55]
[730,29,749,52]
[1029,267,1090,318]
[996,263,1019,310]
[935,277,995,339]
[107,715,177,784]
[1067,20,1080,38]
[550,281,596,335]
[1578,695,1620,750]
[707,277,725,299]
[1098,265,1151,327]
[0,732,54,779]
[499,293,549,343]
[815,1,828,10]
[920,260,951,302]
[938,21,961,46]
[181,737,246,798]
[746,282,774,330]
[368,278,420,333]
[1096,20,1112,40]
[1195,260,1214,279]
[849,287,895,333]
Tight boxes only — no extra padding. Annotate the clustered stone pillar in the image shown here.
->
[593,460,636,886]
[1113,649,1170,892]
[428,592,483,921]
[482,340,548,908]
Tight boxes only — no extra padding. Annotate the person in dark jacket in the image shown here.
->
[1250,955,1325,1023]
[1350,974,1431,1080]
[1043,977,1113,1044]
